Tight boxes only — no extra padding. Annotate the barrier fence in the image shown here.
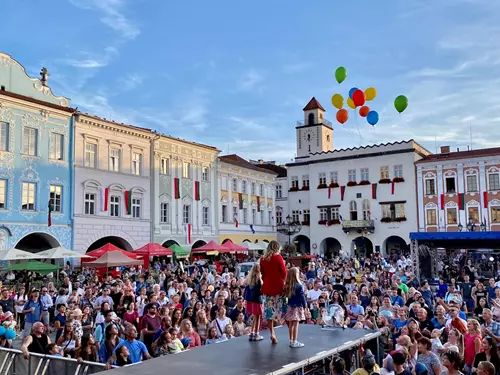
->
[0,347,108,375]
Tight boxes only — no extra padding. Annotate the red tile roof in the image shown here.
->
[416,147,500,163]
[219,154,278,175]
[303,97,325,111]
[257,163,287,178]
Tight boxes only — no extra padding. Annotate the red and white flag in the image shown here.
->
[186,224,192,245]
[327,187,332,199]
[100,187,109,212]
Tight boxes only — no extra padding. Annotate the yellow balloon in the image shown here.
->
[347,97,355,109]
[365,87,377,101]
[331,94,344,109]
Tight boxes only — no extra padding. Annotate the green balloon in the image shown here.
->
[335,67,347,84]
[394,95,408,113]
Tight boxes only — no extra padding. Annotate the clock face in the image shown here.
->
[303,129,315,142]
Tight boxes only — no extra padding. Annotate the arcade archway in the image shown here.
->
[15,232,60,253]
[320,237,341,259]
[293,235,311,255]
[86,236,132,252]
[384,236,408,255]
[351,236,373,258]
[191,240,207,250]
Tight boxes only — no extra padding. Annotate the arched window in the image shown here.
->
[349,200,358,220]
[308,113,315,125]
[362,199,370,220]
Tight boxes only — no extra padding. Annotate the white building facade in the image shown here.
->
[152,135,220,249]
[73,114,154,253]
[286,98,431,257]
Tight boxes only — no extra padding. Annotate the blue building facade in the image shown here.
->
[0,53,74,252]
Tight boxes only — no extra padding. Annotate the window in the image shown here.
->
[49,133,64,160]
[291,177,299,189]
[182,162,191,179]
[425,178,436,195]
[292,210,300,222]
[260,184,264,196]
[276,210,282,224]
[49,185,62,212]
[380,166,389,179]
[303,209,310,223]
[445,176,456,193]
[242,181,247,194]
[302,175,309,188]
[202,167,209,182]
[268,210,272,225]
[362,199,370,220]
[232,206,238,221]
[0,122,8,151]
[109,149,120,172]
[159,158,169,175]
[319,173,327,185]
[276,184,282,198]
[381,203,405,220]
[85,143,97,168]
[252,208,256,223]
[320,208,328,221]
[132,198,141,218]
[243,208,248,223]
[110,196,120,217]
[349,200,358,220]
[426,209,437,225]
[232,179,238,191]
[203,207,210,225]
[183,205,191,224]
[0,180,6,209]
[222,205,228,223]
[395,203,405,218]
[466,175,478,192]
[330,207,339,220]
[251,182,256,195]
[260,209,264,224]
[330,171,338,184]
[447,207,458,224]
[394,165,403,178]
[21,182,36,210]
[23,127,38,156]
[348,169,356,182]
[489,174,500,191]
[491,207,500,223]
[84,193,95,215]
[160,203,169,223]
[360,168,369,181]
[467,206,479,223]
[132,153,142,176]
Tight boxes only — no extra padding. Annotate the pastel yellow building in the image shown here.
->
[217,155,277,245]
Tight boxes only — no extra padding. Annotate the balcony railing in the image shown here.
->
[342,219,375,234]
[296,119,333,127]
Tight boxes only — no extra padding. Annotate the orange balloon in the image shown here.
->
[359,106,370,117]
[336,109,349,124]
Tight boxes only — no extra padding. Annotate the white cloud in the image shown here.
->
[119,73,144,91]
[237,70,264,92]
[68,0,139,39]
[59,46,119,69]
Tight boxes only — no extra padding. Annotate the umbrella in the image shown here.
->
[83,243,140,261]
[242,241,266,251]
[33,247,93,260]
[84,251,143,268]
[5,260,62,274]
[221,240,247,253]
[134,243,173,257]
[0,248,39,261]
[191,240,225,254]
[168,244,190,258]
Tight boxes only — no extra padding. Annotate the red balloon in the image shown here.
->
[336,109,349,124]
[359,106,370,117]
[352,89,366,107]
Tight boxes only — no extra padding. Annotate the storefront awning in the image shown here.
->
[410,232,500,241]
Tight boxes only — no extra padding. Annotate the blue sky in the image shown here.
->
[4,0,500,162]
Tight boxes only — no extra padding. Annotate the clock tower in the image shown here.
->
[296,97,333,158]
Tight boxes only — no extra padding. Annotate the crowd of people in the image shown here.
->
[0,241,499,375]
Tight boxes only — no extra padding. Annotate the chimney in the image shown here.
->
[440,146,450,154]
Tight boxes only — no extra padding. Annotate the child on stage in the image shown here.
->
[284,267,306,348]
[244,263,264,341]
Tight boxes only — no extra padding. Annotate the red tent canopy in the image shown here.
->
[134,243,173,257]
[191,240,225,254]
[83,243,140,261]
[221,240,247,253]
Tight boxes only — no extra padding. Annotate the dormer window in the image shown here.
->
[308,113,315,125]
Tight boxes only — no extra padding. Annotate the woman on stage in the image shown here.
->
[259,240,287,344]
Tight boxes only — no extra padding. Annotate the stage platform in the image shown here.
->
[102,326,380,375]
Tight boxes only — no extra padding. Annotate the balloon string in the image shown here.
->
[354,108,363,145]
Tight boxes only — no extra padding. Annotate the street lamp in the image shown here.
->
[480,220,487,232]
[458,221,463,232]
[467,217,476,232]
[276,215,302,245]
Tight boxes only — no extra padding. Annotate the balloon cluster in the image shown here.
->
[332,66,408,126]
[0,326,16,340]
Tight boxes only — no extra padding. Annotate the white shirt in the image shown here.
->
[212,316,231,337]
